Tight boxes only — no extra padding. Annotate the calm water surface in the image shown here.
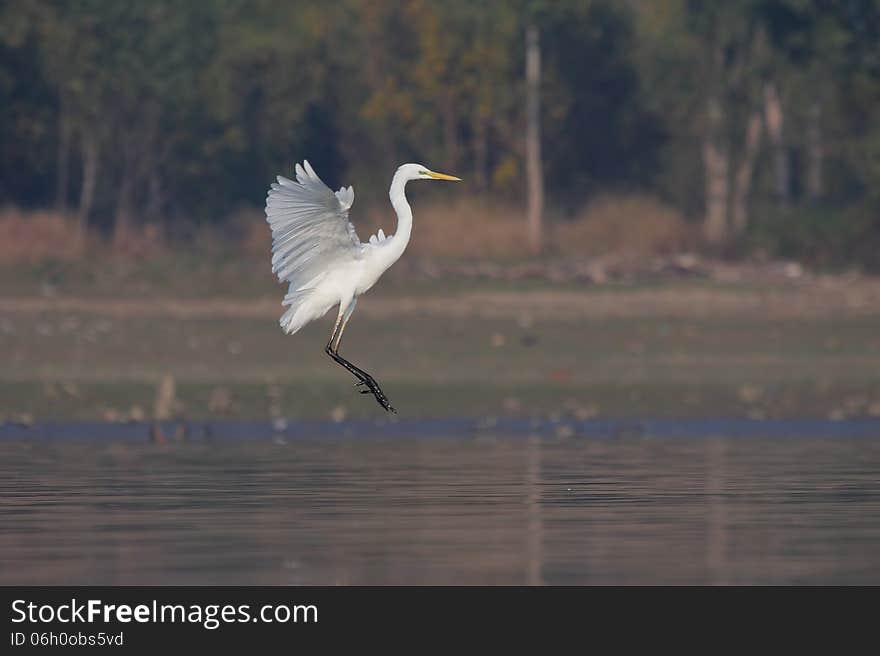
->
[1,434,879,584]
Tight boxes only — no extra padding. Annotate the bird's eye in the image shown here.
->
[418,170,429,175]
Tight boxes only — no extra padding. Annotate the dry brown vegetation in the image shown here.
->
[554,195,693,257]
[1,196,709,265]
[0,208,88,263]
[0,207,167,263]
[110,222,165,258]
[398,197,531,259]
[371,194,694,259]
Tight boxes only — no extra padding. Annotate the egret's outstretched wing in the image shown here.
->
[265,160,361,289]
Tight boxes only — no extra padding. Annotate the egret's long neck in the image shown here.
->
[386,171,413,261]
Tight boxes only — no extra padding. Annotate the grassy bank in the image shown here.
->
[2,301,879,422]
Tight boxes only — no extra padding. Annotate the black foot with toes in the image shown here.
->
[355,378,396,413]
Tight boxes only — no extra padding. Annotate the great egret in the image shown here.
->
[265,161,461,413]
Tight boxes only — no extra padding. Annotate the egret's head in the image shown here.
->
[398,163,462,183]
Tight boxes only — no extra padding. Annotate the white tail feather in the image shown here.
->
[279,287,314,334]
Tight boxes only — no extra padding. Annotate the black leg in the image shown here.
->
[324,343,396,413]
[325,306,396,414]
[325,310,396,414]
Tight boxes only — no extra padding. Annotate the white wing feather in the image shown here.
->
[265,160,362,291]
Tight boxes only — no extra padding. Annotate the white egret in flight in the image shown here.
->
[265,161,461,413]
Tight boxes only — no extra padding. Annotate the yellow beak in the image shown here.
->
[426,170,462,181]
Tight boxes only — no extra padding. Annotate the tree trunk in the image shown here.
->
[113,105,160,247]
[807,101,823,200]
[76,130,99,235]
[525,25,544,256]
[703,97,729,244]
[763,81,789,205]
[56,93,71,215]
[731,109,763,234]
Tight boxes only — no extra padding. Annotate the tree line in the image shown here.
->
[1,0,878,266]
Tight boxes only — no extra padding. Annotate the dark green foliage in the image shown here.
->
[747,202,880,271]
[0,0,877,266]
[539,2,664,208]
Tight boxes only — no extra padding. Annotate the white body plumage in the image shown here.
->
[264,161,459,336]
